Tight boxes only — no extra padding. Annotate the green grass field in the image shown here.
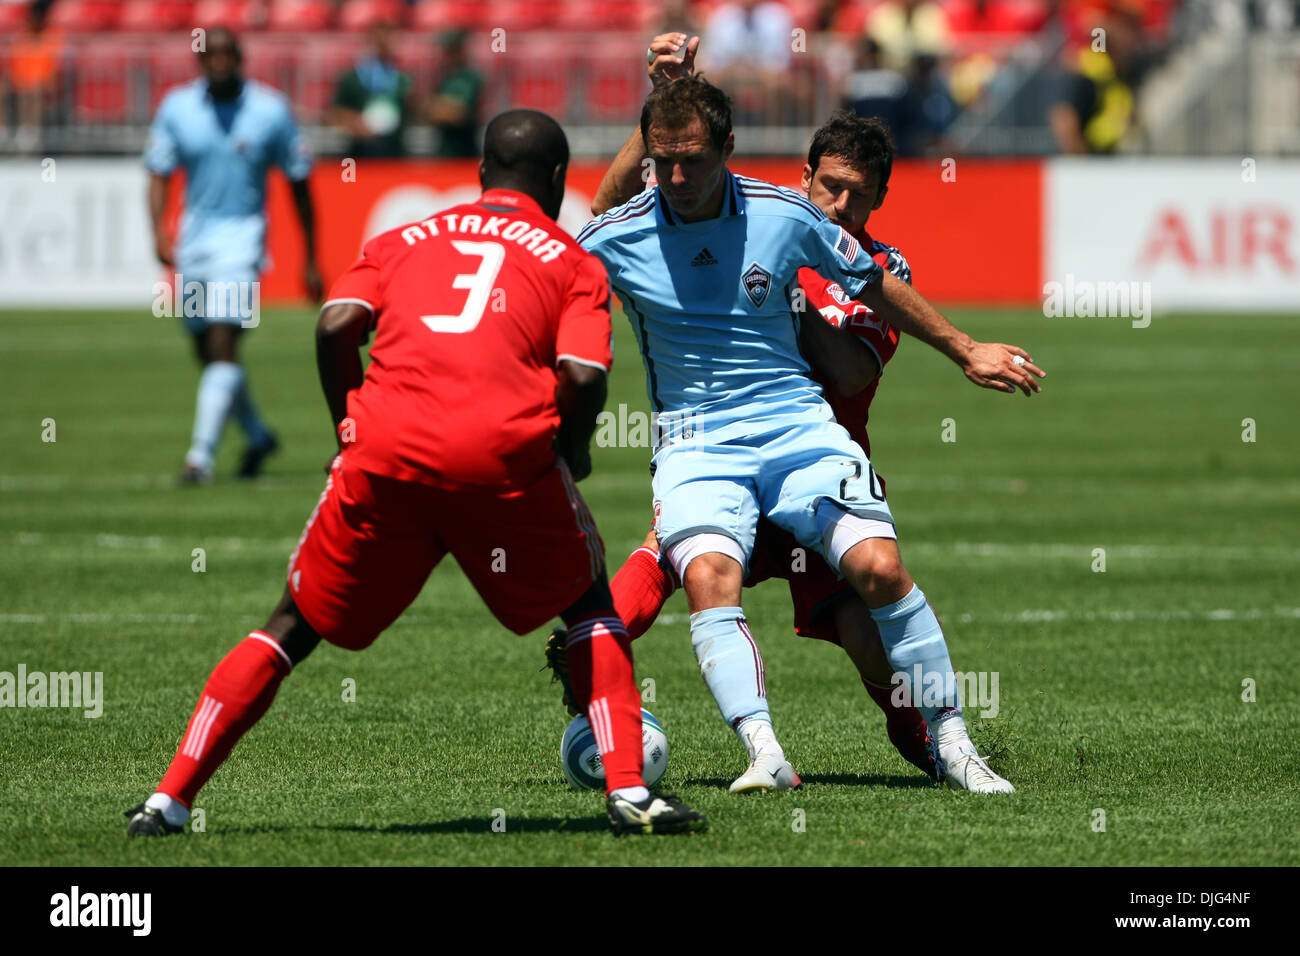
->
[2,307,1298,866]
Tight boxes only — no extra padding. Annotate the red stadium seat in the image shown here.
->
[336,0,405,31]
[73,49,129,122]
[119,1,197,32]
[491,0,558,31]
[509,63,569,116]
[192,0,266,31]
[412,0,494,32]
[46,0,121,31]
[553,1,605,31]
[266,0,334,31]
[0,2,33,32]
[582,57,645,122]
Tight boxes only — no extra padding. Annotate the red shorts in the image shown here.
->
[287,458,604,649]
[743,517,855,644]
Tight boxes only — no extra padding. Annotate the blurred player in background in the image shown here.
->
[126,110,707,838]
[570,55,1041,794]
[146,27,321,484]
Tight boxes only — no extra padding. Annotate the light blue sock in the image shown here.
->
[186,361,243,471]
[870,584,962,725]
[230,374,272,447]
[690,606,770,730]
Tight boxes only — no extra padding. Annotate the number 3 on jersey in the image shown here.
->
[420,240,506,334]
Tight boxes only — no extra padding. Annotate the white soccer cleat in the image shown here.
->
[729,750,802,793]
[938,749,1015,794]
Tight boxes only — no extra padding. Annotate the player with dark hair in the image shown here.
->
[146,26,321,483]
[126,109,708,839]
[557,37,1042,794]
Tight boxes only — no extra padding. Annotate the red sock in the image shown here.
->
[157,633,292,807]
[610,546,675,641]
[863,678,926,731]
[564,613,644,794]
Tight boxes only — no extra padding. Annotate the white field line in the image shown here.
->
[3,607,1297,627]
[653,607,1300,628]
[4,530,1297,563]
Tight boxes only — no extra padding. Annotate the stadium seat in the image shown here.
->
[266,0,334,31]
[0,2,32,32]
[509,60,569,116]
[490,0,558,31]
[336,0,405,31]
[46,0,121,31]
[582,56,646,122]
[73,50,130,123]
[192,0,266,31]
[552,1,610,31]
[411,0,494,32]
[119,1,197,32]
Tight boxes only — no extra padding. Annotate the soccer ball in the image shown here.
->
[560,708,669,790]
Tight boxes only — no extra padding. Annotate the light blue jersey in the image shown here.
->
[579,171,894,566]
[578,170,883,443]
[145,78,311,283]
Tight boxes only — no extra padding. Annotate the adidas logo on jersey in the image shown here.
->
[691,247,718,266]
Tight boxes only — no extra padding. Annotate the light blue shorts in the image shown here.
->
[651,416,894,572]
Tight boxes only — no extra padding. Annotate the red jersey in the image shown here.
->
[797,233,910,458]
[324,188,613,490]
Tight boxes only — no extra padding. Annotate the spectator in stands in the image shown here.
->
[843,37,956,157]
[5,0,63,153]
[703,0,801,123]
[328,17,414,158]
[866,0,951,72]
[1048,2,1151,154]
[424,29,483,158]
[842,36,911,145]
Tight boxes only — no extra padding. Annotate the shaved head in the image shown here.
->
[480,110,570,219]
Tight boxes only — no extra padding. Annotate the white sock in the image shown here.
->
[145,791,190,827]
[611,786,650,803]
[932,711,977,761]
[736,717,783,762]
[186,361,243,471]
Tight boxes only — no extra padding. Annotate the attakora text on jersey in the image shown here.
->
[400,212,568,263]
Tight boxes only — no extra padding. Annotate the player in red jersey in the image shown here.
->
[547,37,1043,790]
[125,110,707,837]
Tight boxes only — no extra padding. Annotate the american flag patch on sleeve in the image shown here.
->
[836,229,861,263]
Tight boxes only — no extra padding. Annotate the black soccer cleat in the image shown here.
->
[237,432,279,479]
[124,804,185,838]
[607,792,708,836]
[543,626,581,717]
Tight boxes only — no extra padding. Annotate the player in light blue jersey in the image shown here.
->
[146,27,321,483]
[579,75,1038,793]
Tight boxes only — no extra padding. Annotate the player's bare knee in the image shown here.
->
[841,539,907,601]
[681,553,743,610]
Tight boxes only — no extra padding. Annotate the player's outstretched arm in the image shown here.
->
[553,361,608,482]
[316,303,368,447]
[147,172,174,266]
[858,272,1046,395]
[797,303,881,396]
[590,33,700,217]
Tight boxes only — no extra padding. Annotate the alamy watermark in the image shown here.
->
[890,666,999,719]
[1042,273,1151,328]
[595,404,701,449]
[151,274,261,328]
[1,665,103,717]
